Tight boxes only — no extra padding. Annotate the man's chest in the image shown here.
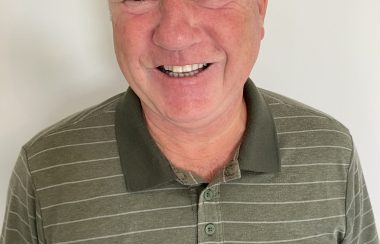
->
[40,173,346,244]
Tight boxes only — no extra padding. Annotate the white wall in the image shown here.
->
[1,0,379,232]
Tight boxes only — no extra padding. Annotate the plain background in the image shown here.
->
[0,0,379,232]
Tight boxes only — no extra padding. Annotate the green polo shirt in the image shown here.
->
[1,80,378,244]
[115,80,280,191]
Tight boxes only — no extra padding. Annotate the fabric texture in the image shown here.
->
[1,80,378,244]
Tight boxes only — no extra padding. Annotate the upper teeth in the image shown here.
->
[163,63,207,73]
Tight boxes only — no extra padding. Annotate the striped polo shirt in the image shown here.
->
[1,80,378,244]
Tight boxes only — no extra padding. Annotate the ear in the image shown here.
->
[257,0,268,40]
[257,0,268,21]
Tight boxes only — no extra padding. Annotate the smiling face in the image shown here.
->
[109,0,267,127]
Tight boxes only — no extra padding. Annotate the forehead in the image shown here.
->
[108,0,258,13]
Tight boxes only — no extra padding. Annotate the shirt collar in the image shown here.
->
[115,79,281,192]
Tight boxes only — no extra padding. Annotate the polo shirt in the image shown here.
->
[1,80,378,244]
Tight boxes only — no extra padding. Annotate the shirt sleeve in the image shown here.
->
[342,146,379,244]
[1,148,46,244]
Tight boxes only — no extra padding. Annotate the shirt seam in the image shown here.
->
[260,89,350,133]
[342,134,355,241]
[26,94,123,148]
[22,146,48,244]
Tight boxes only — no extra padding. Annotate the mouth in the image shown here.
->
[157,63,211,78]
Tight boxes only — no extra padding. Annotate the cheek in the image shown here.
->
[113,16,150,62]
[203,8,261,56]
[230,14,263,60]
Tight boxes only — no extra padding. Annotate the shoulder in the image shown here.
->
[259,87,351,136]
[22,93,124,168]
[258,87,353,167]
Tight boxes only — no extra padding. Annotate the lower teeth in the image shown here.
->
[167,69,201,77]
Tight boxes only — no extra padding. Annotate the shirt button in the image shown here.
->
[205,223,216,235]
[204,189,214,201]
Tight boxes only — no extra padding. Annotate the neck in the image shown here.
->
[142,98,247,181]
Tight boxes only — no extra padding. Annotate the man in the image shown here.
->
[1,0,378,243]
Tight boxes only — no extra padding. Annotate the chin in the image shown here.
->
[160,98,219,126]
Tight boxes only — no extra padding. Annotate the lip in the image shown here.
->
[151,62,217,84]
[157,63,209,74]
[151,61,212,68]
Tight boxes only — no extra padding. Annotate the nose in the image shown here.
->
[153,0,201,51]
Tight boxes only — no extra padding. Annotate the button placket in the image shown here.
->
[198,185,221,242]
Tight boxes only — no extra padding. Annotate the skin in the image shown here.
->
[109,0,268,181]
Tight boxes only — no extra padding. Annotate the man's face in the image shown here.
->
[109,0,267,125]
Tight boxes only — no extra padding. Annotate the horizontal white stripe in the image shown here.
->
[36,174,123,192]
[263,94,284,104]
[133,186,188,194]
[44,204,196,229]
[73,97,121,124]
[349,222,377,244]
[200,242,223,244]
[31,156,119,174]
[281,163,350,168]
[45,211,345,230]
[41,187,187,210]
[28,214,36,220]
[12,170,35,199]
[357,208,374,221]
[224,232,337,243]
[198,214,344,226]
[40,192,129,210]
[228,180,347,186]
[202,197,345,205]
[19,155,31,177]
[363,233,378,244]
[29,140,116,160]
[268,103,282,106]
[9,211,30,227]
[363,195,369,202]
[12,169,28,195]
[274,115,327,120]
[280,145,352,151]
[53,224,197,244]
[346,188,362,215]
[346,208,374,234]
[277,129,351,137]
[5,227,31,244]
[10,190,28,209]
[223,214,344,224]
[46,125,115,137]
[105,110,116,113]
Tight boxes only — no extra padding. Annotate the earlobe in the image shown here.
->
[261,27,265,40]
